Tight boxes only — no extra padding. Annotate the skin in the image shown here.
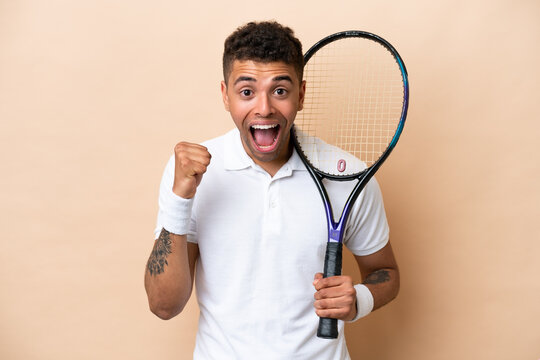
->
[145,59,400,322]
[313,243,399,320]
[221,60,305,176]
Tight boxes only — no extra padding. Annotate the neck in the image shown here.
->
[249,142,293,177]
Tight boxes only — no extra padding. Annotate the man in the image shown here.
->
[145,21,399,359]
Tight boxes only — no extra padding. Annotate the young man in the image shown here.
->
[145,21,399,359]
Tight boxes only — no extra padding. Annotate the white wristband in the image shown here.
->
[347,284,374,322]
[159,187,194,235]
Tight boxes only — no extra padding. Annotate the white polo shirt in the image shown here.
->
[154,128,389,360]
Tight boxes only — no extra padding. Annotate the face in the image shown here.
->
[221,60,305,170]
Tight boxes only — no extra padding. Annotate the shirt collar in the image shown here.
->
[223,128,306,172]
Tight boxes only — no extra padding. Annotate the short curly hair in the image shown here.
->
[222,21,304,84]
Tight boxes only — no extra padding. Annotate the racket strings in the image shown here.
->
[295,37,404,176]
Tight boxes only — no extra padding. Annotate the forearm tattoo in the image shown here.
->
[146,229,172,276]
[363,269,391,285]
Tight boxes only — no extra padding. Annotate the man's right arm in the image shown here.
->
[144,230,199,320]
[144,141,210,320]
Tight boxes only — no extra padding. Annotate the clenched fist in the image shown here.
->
[172,142,211,199]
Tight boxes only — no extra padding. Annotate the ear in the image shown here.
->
[297,80,306,111]
[221,81,230,111]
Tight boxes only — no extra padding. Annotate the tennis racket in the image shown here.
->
[292,31,409,339]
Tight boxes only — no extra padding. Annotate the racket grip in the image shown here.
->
[317,241,343,339]
[322,241,343,278]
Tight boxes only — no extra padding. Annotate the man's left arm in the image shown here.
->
[313,241,399,321]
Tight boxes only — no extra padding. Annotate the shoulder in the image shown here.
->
[201,128,237,147]
[200,128,237,158]
[296,132,367,175]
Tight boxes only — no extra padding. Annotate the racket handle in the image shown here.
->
[317,241,343,339]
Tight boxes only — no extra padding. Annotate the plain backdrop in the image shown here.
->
[1,0,539,359]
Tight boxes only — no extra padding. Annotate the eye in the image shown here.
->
[274,88,287,96]
[241,89,253,97]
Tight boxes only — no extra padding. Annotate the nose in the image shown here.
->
[254,93,274,118]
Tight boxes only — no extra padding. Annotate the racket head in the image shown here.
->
[292,31,409,180]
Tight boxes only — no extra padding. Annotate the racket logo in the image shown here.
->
[337,159,346,173]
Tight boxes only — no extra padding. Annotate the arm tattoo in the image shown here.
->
[146,229,172,276]
[363,269,391,285]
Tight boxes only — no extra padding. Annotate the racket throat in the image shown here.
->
[326,204,348,243]
[328,228,342,242]
[326,194,357,243]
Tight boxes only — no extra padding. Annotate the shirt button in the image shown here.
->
[270,201,277,208]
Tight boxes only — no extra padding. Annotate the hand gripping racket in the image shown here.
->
[291,31,409,339]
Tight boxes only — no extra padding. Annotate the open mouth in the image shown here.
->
[250,123,281,152]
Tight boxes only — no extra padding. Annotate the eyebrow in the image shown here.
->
[273,75,293,83]
[233,76,256,85]
[233,75,294,86]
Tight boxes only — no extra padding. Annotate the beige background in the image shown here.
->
[1,0,539,359]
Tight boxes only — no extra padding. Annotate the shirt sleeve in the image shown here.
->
[153,155,198,243]
[343,177,390,256]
